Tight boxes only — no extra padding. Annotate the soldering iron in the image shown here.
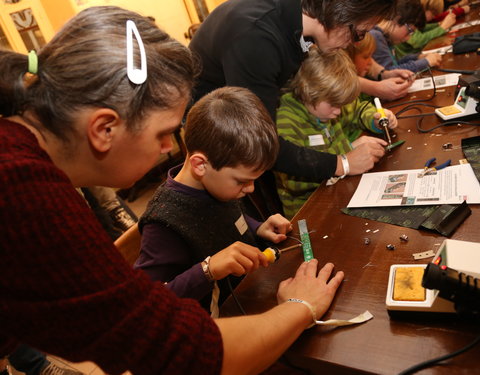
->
[263,243,302,263]
[374,97,393,146]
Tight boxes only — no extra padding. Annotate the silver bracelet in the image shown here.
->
[340,154,350,178]
[286,298,317,329]
[201,256,215,282]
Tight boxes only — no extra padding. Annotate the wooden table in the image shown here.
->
[221,15,480,375]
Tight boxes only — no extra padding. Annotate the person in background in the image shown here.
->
[346,32,412,102]
[393,0,462,59]
[370,0,443,73]
[189,0,398,191]
[0,6,343,375]
[443,0,470,8]
[434,0,470,23]
[80,186,137,240]
[135,87,292,316]
[347,33,378,84]
[275,48,397,218]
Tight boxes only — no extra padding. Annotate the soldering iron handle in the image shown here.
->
[374,97,387,119]
[263,247,280,263]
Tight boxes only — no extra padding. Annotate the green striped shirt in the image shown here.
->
[275,92,382,218]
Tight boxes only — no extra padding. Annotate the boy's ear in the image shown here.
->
[189,152,208,177]
[87,108,122,153]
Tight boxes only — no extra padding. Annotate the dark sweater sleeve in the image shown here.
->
[396,54,430,73]
[275,136,338,180]
[222,38,338,181]
[0,148,222,374]
[136,223,213,300]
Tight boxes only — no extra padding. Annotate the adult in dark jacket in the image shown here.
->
[190,0,398,182]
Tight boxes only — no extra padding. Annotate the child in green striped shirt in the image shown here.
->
[275,47,397,218]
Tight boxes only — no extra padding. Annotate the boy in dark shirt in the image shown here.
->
[135,87,293,315]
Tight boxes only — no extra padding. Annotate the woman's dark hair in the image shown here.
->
[397,0,427,29]
[0,6,198,141]
[302,0,398,31]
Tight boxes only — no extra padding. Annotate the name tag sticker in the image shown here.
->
[309,134,325,146]
[235,214,248,235]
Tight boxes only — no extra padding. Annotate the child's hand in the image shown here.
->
[343,142,386,175]
[440,12,456,30]
[381,69,414,81]
[424,53,442,67]
[374,78,412,100]
[257,214,293,243]
[373,108,398,129]
[209,241,269,279]
[461,5,470,14]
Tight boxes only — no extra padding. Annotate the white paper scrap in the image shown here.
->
[413,250,436,260]
[315,310,373,326]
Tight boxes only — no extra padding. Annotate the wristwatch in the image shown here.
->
[202,256,214,282]
[377,69,385,81]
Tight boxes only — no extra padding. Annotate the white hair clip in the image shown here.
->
[126,20,147,84]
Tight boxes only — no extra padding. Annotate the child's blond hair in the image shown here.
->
[289,47,359,108]
[346,32,376,61]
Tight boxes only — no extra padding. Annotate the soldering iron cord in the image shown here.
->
[397,334,480,375]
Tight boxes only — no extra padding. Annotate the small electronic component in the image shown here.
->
[442,142,453,150]
[399,234,409,242]
[386,244,396,251]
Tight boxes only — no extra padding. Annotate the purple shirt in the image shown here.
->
[134,165,262,300]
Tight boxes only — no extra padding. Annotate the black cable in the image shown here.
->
[397,334,480,375]
[386,68,480,132]
[435,68,475,75]
[386,67,438,110]
[226,276,246,315]
[395,103,439,117]
[417,119,480,133]
[357,98,375,136]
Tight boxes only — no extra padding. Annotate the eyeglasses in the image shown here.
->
[349,24,368,43]
[405,24,415,34]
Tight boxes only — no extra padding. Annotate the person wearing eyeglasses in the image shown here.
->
[393,0,469,60]
[189,0,398,199]
[370,0,443,73]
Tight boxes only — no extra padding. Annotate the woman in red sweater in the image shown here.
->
[0,5,343,375]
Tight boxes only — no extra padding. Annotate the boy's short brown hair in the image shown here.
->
[184,87,279,171]
[289,47,360,108]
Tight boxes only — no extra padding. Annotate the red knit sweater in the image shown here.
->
[0,119,223,374]
[432,6,465,23]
